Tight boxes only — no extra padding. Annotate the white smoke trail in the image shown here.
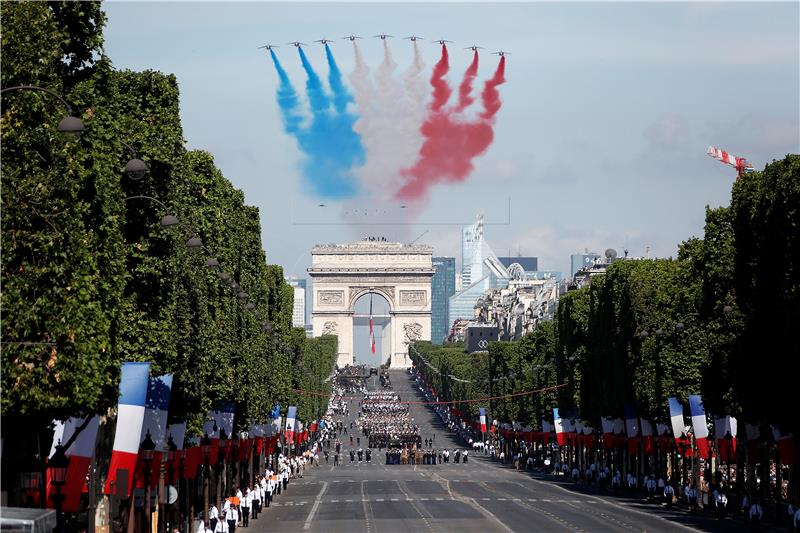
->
[393,41,427,196]
[341,40,428,237]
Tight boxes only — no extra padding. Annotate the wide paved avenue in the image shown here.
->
[251,370,744,532]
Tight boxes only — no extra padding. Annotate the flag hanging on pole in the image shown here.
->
[479,408,487,433]
[369,293,376,355]
[47,416,100,512]
[105,362,151,496]
[285,406,297,443]
[688,394,710,457]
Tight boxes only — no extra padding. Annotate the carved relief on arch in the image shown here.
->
[403,322,423,345]
[322,321,339,336]
[318,290,344,306]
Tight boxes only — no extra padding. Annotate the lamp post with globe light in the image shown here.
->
[48,444,70,532]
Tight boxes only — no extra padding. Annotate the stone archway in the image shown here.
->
[308,240,434,368]
[351,291,391,366]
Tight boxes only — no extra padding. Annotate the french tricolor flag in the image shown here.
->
[640,419,654,455]
[369,294,376,355]
[553,408,567,446]
[47,416,100,512]
[203,402,235,464]
[601,417,615,449]
[137,375,173,488]
[715,416,737,462]
[105,362,151,496]
[285,406,297,444]
[624,405,640,454]
[688,395,710,457]
[479,408,487,433]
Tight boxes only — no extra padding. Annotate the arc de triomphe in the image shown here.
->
[308,240,433,368]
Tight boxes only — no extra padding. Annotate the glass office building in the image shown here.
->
[431,257,456,344]
[286,277,307,328]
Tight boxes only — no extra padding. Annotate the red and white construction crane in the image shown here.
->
[707,145,755,180]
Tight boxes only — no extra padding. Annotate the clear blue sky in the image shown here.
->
[104,1,799,276]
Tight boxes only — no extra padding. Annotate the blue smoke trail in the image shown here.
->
[269,49,303,135]
[295,47,364,198]
[324,44,352,113]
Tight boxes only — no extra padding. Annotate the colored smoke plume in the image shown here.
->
[348,40,427,204]
[270,49,303,135]
[325,43,353,114]
[429,44,452,113]
[269,47,364,198]
[396,54,507,201]
[456,50,479,112]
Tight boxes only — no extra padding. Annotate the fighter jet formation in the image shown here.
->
[263,36,509,57]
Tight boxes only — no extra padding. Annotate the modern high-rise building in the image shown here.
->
[570,251,601,278]
[449,215,510,330]
[461,217,485,288]
[431,257,456,344]
[286,277,307,328]
[498,257,538,273]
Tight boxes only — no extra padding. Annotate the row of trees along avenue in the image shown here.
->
[1,1,337,511]
[411,153,799,503]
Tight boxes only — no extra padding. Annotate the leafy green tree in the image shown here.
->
[730,155,800,434]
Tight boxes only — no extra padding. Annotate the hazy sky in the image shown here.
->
[104,1,799,277]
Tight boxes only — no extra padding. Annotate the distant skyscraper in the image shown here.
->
[570,252,601,278]
[286,277,307,328]
[498,257,538,273]
[431,257,456,344]
[448,214,511,329]
[461,216,485,288]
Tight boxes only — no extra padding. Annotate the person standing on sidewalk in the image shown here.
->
[240,488,251,527]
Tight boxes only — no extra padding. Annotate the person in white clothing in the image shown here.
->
[224,503,238,533]
[663,483,675,508]
[241,488,251,527]
[208,504,220,531]
[213,518,228,533]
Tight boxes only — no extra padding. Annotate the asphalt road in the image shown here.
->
[249,369,750,532]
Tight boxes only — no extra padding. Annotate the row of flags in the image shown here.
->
[464,395,795,464]
[46,362,317,513]
[414,370,796,466]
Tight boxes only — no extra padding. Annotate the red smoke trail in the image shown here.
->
[396,56,507,201]
[480,55,506,119]
[429,44,451,113]
[455,50,479,112]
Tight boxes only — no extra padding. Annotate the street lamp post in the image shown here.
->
[230,439,239,491]
[0,85,85,138]
[218,435,228,508]
[19,454,43,508]
[140,431,156,533]
[48,444,70,532]
[201,434,212,528]
[166,436,178,533]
